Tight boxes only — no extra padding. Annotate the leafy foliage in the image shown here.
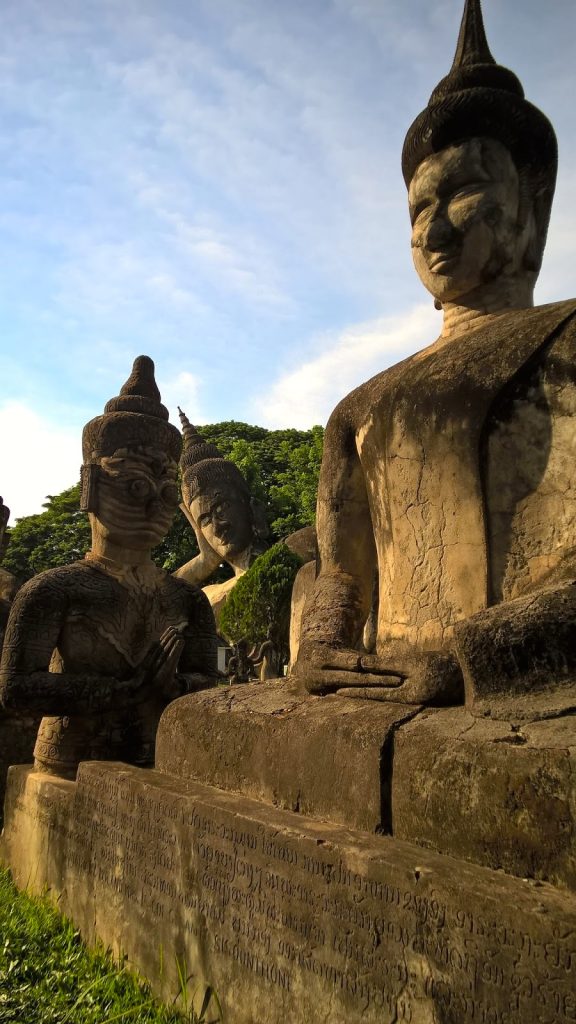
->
[219,542,303,654]
[2,485,91,581]
[196,421,324,540]
[2,422,323,582]
[0,868,219,1023]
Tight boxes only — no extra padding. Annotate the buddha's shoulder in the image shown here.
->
[10,561,112,609]
[164,573,215,615]
[517,298,576,337]
[326,350,418,437]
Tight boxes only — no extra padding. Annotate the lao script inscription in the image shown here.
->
[8,764,576,1024]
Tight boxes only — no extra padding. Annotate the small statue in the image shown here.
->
[174,410,268,624]
[250,628,280,681]
[0,357,219,777]
[294,0,576,719]
[226,639,256,685]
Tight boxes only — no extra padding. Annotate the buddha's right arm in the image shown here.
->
[296,408,376,657]
[173,504,221,585]
[0,582,137,715]
[173,553,219,587]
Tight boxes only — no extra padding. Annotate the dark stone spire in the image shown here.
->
[82,356,181,463]
[451,0,494,68]
[178,408,225,474]
[105,355,169,420]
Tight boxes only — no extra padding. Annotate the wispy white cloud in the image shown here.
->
[158,369,207,428]
[258,303,439,429]
[1,0,576,523]
[0,401,81,521]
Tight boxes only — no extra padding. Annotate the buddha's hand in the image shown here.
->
[176,505,221,582]
[123,626,186,703]
[293,641,463,706]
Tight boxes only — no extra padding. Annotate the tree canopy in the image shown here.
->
[2,421,323,581]
[219,542,303,655]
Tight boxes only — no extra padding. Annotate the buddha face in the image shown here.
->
[92,447,179,551]
[190,482,253,563]
[409,138,530,303]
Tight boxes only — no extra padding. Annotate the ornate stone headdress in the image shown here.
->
[402,0,557,254]
[178,409,250,504]
[80,356,182,510]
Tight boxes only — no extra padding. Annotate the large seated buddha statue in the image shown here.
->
[294,0,576,720]
[0,357,219,777]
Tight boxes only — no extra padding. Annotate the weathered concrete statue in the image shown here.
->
[226,639,256,685]
[250,628,280,681]
[0,357,218,777]
[295,0,576,719]
[175,410,268,623]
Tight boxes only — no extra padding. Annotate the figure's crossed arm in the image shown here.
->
[0,577,199,715]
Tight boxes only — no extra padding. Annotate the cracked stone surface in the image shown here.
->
[156,681,420,832]
[156,684,576,891]
[392,707,576,890]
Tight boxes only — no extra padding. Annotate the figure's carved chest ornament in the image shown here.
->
[73,556,187,668]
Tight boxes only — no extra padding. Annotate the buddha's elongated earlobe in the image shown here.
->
[80,464,100,513]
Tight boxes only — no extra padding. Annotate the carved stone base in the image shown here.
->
[156,682,421,833]
[0,710,40,820]
[156,684,576,890]
[1,762,575,1024]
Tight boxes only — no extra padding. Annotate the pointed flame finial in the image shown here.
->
[178,407,204,449]
[451,0,494,69]
[178,408,224,470]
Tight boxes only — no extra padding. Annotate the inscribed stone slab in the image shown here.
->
[2,762,576,1024]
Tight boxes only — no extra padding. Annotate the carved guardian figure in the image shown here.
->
[0,357,218,776]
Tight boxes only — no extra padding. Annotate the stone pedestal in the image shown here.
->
[2,683,576,1022]
[157,683,576,890]
[0,710,40,820]
[2,760,576,1024]
[156,682,421,832]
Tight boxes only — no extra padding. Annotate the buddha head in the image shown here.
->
[179,410,268,569]
[402,0,557,306]
[81,356,182,553]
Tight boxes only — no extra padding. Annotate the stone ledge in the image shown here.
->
[392,707,576,891]
[155,682,421,832]
[2,762,575,1024]
[156,683,576,889]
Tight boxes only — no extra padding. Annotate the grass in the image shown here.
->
[0,868,221,1024]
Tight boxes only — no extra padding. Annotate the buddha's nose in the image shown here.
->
[425,214,457,251]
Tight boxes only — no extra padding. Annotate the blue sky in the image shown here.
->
[1,0,575,519]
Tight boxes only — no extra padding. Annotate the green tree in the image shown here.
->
[268,425,324,536]
[219,542,303,656]
[2,485,91,581]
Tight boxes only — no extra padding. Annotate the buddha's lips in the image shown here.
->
[428,253,458,271]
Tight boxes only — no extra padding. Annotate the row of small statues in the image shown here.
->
[1,0,575,781]
[226,635,281,685]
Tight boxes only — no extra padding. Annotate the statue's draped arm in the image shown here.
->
[173,503,221,586]
[295,405,397,690]
[173,586,219,693]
